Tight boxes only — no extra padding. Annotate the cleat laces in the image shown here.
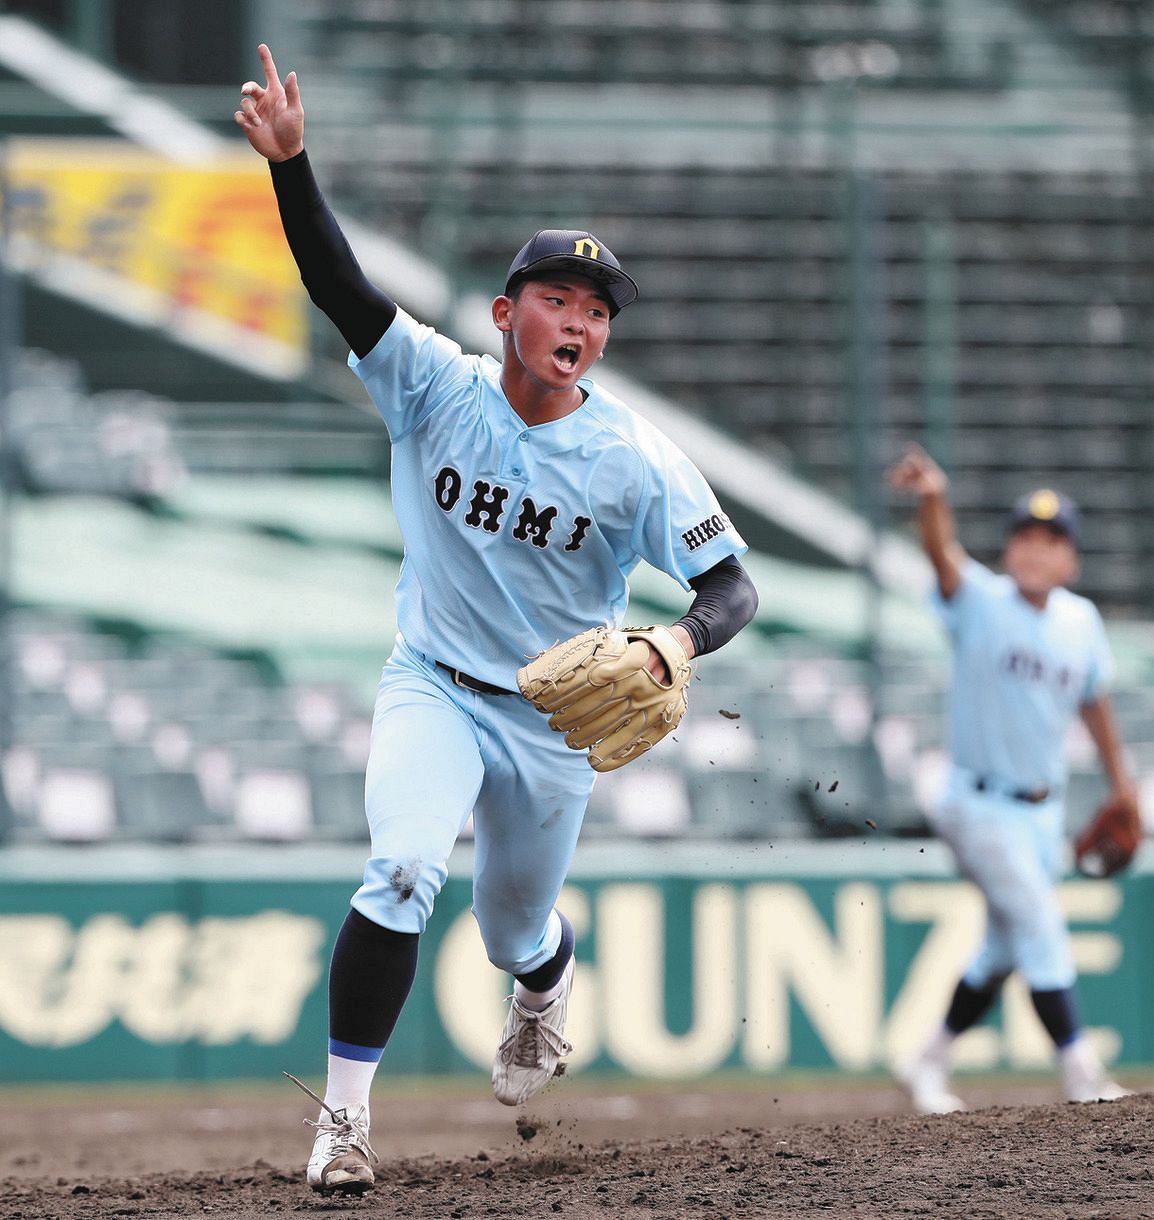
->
[284,1071,378,1166]
[498,997,573,1070]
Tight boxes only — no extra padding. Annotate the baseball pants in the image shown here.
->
[931,766,1075,991]
[351,636,596,976]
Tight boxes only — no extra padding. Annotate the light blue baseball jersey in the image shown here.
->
[932,558,1113,791]
[349,308,746,687]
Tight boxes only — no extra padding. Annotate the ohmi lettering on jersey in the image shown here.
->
[434,466,592,552]
[682,512,732,552]
[1001,648,1077,692]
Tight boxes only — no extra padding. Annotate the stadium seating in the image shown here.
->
[298,0,1011,93]
[2,607,372,845]
[1023,0,1154,67]
[6,599,1154,846]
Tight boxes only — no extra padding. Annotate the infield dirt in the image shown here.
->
[1,1077,1150,1219]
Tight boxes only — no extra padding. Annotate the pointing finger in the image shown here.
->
[258,42,282,91]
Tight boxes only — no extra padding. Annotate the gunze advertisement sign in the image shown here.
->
[0,844,1147,1082]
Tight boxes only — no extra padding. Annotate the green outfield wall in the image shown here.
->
[0,842,1149,1083]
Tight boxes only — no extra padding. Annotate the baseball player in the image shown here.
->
[235,46,758,1195]
[887,443,1139,1113]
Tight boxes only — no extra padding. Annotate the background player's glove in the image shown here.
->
[517,625,691,773]
[1074,790,1143,878]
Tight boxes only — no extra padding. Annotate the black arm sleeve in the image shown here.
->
[268,150,398,359]
[676,555,759,658]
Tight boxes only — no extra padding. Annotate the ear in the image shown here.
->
[492,294,514,333]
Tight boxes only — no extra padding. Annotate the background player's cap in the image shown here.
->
[504,229,639,316]
[1008,488,1082,548]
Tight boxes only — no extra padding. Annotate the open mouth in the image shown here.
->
[553,344,580,372]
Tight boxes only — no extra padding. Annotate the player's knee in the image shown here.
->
[486,948,544,976]
[475,920,550,976]
[354,854,445,934]
[1000,910,1071,981]
[991,887,1052,937]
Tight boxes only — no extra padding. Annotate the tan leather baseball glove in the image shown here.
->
[1074,790,1143,878]
[517,625,691,772]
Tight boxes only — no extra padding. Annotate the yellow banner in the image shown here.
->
[5,139,306,352]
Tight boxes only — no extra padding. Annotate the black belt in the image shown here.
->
[974,777,1052,804]
[436,661,515,696]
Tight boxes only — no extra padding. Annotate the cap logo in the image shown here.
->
[573,237,600,260]
[1028,489,1061,520]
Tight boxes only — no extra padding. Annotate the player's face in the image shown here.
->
[495,276,612,390]
[1003,524,1079,598]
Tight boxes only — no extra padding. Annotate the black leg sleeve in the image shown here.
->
[1030,987,1081,1049]
[944,975,1007,1036]
[328,908,420,1050]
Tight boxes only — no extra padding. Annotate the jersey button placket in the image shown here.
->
[506,431,530,481]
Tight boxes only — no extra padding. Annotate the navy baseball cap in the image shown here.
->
[1008,488,1082,548]
[504,229,639,316]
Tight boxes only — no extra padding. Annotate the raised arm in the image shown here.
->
[886,443,967,600]
[234,44,396,358]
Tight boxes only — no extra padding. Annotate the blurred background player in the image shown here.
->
[887,442,1138,1113]
[234,44,758,1195]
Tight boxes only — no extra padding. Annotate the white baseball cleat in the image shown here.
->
[1067,1079,1134,1103]
[285,1071,377,1195]
[896,1055,967,1116]
[304,1102,377,1195]
[492,957,575,1107]
[1060,1038,1134,1104]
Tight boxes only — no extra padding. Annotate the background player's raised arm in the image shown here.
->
[886,443,966,600]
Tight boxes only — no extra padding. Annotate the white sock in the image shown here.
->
[919,1024,957,1067]
[514,975,566,1012]
[324,1053,379,1120]
[1059,1035,1101,1079]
